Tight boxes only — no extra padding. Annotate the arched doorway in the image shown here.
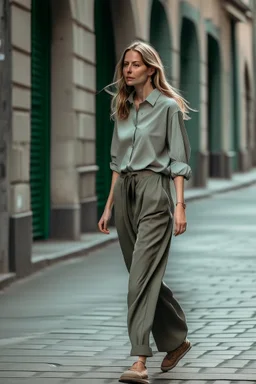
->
[180,18,200,184]
[30,0,51,239]
[207,34,221,177]
[94,0,116,218]
[150,0,172,80]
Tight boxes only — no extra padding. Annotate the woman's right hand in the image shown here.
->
[98,207,112,234]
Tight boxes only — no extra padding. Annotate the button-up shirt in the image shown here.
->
[110,88,192,180]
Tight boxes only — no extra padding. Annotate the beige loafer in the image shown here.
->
[119,361,149,384]
[161,339,192,372]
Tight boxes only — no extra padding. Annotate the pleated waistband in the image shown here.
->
[120,169,157,179]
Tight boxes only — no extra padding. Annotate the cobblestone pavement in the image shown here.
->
[0,186,256,384]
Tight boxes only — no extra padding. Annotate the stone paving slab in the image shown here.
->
[0,381,65,384]
[0,371,37,377]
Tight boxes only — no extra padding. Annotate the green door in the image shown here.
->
[30,0,51,239]
[95,0,116,217]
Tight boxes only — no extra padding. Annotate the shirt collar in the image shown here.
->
[127,91,135,104]
[127,88,161,107]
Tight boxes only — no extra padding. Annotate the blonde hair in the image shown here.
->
[105,41,191,121]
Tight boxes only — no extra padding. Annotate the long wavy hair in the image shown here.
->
[105,41,191,121]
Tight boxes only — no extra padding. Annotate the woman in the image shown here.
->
[98,41,192,384]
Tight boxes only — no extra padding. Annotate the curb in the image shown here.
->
[0,273,16,291]
[0,236,119,292]
[209,178,256,195]
[185,177,256,202]
[1,175,256,291]
[31,237,119,273]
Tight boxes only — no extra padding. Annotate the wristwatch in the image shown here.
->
[176,202,186,209]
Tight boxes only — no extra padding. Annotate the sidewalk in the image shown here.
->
[0,184,256,383]
[1,168,256,291]
[185,167,256,201]
[32,168,256,268]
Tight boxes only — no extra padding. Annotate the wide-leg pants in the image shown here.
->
[113,170,188,357]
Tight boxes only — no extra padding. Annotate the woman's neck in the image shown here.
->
[134,82,154,103]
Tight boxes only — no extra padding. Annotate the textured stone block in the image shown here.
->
[51,205,80,239]
[73,25,95,64]
[84,140,95,165]
[12,86,30,110]
[74,57,83,86]
[79,172,95,199]
[9,212,32,277]
[10,183,30,214]
[51,169,79,205]
[77,113,95,140]
[75,140,84,166]
[83,61,95,91]
[51,140,76,168]
[10,146,21,181]
[73,88,95,114]
[73,58,96,90]
[11,144,30,182]
[12,50,31,87]
[80,197,97,232]
[12,111,30,143]
[20,143,30,181]
[11,5,31,52]
[76,0,94,30]
[51,112,76,139]
[11,0,31,9]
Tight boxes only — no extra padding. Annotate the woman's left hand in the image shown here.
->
[174,205,187,236]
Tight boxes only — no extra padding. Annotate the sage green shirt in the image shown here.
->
[110,88,192,180]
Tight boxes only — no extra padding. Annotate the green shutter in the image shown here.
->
[30,0,51,239]
[95,0,116,217]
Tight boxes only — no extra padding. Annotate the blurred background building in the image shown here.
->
[0,0,255,279]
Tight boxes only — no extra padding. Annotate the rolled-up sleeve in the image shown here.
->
[167,109,192,180]
[110,122,119,173]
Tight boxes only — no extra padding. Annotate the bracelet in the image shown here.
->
[176,202,186,209]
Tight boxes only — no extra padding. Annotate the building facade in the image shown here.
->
[1,0,255,278]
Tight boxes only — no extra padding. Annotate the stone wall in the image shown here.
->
[8,0,32,277]
[69,0,98,234]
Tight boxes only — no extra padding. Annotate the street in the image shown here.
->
[0,185,256,384]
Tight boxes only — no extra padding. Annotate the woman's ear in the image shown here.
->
[148,66,155,77]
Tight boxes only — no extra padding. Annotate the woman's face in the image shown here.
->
[123,50,153,87]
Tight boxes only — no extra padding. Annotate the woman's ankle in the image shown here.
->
[132,360,147,371]
[138,356,147,364]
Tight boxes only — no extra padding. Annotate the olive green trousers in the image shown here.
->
[113,170,188,357]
